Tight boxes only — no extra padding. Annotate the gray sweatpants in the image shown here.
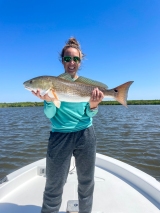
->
[41,126,96,213]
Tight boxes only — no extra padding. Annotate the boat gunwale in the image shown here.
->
[96,153,160,209]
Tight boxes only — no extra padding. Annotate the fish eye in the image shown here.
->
[29,80,32,84]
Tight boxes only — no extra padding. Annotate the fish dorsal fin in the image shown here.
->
[75,76,108,89]
[58,73,108,88]
[58,73,73,81]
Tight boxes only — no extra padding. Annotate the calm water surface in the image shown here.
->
[0,105,160,181]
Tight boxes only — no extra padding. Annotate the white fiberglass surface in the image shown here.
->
[0,166,159,213]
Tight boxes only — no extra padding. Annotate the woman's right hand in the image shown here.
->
[32,90,53,102]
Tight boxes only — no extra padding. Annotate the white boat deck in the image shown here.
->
[0,154,160,213]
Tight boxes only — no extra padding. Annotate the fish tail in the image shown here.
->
[112,81,134,107]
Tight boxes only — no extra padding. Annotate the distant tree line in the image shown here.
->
[0,100,160,108]
[100,100,160,105]
[0,102,44,108]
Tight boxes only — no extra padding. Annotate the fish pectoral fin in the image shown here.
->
[75,76,108,89]
[48,89,61,108]
[51,89,59,100]
[48,89,55,98]
[53,99,61,108]
[48,88,59,99]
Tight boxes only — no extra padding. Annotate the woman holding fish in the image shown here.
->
[32,37,104,213]
[27,37,133,212]
[23,33,133,212]
[33,38,104,213]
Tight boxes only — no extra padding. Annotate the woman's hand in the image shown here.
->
[89,88,104,109]
[32,90,53,102]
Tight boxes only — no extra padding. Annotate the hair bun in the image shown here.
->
[66,37,80,49]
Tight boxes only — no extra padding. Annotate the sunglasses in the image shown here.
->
[63,56,81,63]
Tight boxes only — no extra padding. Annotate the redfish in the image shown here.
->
[23,73,133,108]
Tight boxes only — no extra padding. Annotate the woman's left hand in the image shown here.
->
[89,88,104,109]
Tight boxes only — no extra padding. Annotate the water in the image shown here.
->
[0,105,160,181]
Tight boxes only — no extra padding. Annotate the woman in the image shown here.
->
[33,37,104,213]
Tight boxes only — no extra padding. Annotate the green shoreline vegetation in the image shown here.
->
[0,100,160,108]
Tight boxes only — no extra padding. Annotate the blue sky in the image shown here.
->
[0,0,160,102]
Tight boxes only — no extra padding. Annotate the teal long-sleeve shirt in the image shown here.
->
[44,101,98,133]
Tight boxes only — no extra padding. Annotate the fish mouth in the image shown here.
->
[24,85,38,93]
[24,85,50,96]
[24,85,33,91]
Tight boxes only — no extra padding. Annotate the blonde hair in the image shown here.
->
[60,37,85,60]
